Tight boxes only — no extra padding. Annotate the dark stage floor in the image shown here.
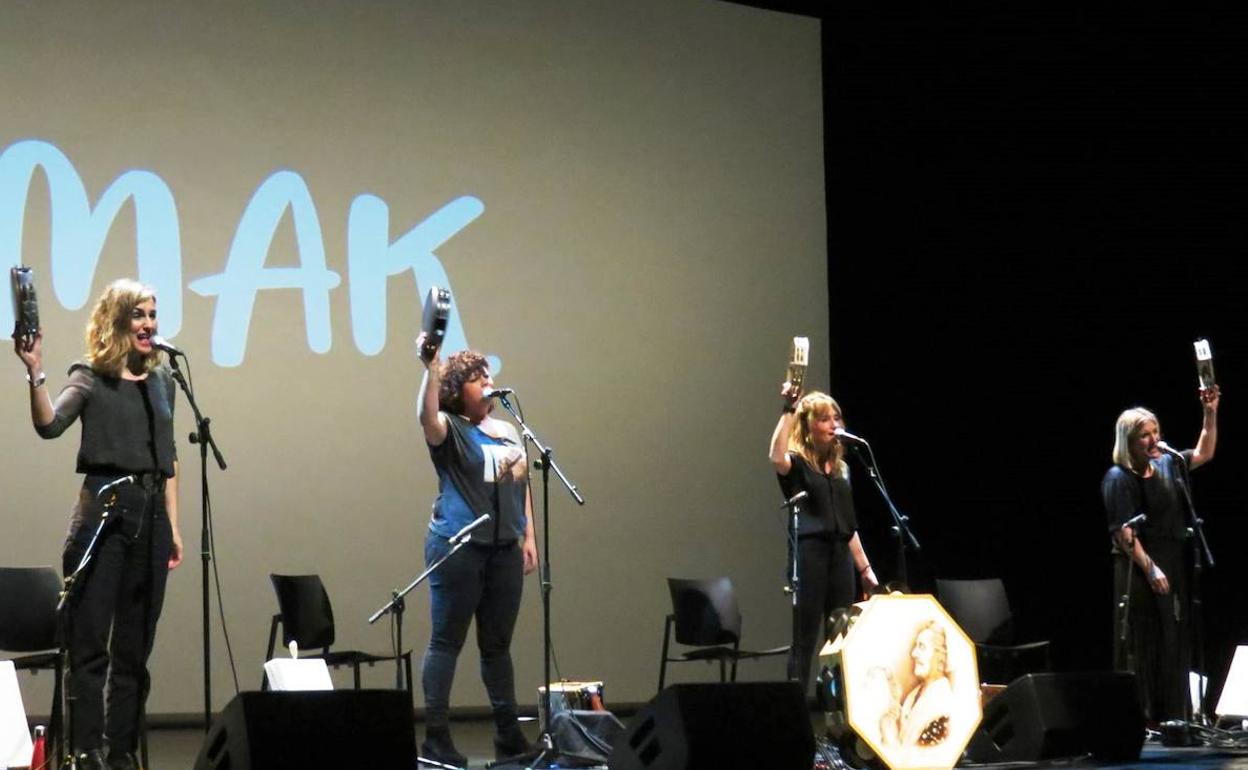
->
[134,716,1248,770]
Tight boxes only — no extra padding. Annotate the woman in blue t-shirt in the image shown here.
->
[415,331,538,766]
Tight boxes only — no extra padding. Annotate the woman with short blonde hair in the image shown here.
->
[1102,386,1219,723]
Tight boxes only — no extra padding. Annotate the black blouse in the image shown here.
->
[778,452,858,538]
[36,363,178,477]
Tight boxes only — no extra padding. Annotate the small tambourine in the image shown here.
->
[420,286,451,360]
[1194,338,1216,390]
[10,265,39,341]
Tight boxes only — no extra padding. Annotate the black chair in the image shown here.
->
[0,566,64,763]
[658,577,789,693]
[264,574,413,710]
[935,577,1051,684]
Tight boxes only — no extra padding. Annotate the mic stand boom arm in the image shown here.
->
[853,440,920,591]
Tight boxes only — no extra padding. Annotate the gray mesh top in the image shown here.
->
[36,362,178,477]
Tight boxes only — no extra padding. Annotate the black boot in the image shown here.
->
[420,725,467,768]
[106,750,139,770]
[493,721,531,761]
[74,749,108,770]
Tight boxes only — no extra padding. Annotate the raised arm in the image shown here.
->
[769,380,800,474]
[416,331,449,446]
[1190,385,1219,469]
[14,332,54,427]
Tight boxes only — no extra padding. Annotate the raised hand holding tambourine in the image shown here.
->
[419,286,452,362]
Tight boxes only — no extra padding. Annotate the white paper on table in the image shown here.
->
[0,660,34,768]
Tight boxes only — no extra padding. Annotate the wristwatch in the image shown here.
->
[25,371,46,388]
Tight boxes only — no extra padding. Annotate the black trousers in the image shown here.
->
[1112,540,1191,722]
[62,478,172,755]
[421,535,524,731]
[789,534,855,693]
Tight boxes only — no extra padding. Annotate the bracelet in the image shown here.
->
[859,564,872,575]
[25,371,45,388]
[782,402,797,414]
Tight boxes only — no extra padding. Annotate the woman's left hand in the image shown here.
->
[860,566,879,599]
[1200,384,1220,413]
[521,536,538,575]
[168,528,185,569]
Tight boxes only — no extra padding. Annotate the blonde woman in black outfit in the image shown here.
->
[769,381,878,693]
[15,278,183,770]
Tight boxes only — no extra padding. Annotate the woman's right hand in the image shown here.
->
[780,379,801,405]
[13,331,42,373]
[415,331,440,367]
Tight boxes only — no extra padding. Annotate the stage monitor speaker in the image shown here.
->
[193,690,414,770]
[607,681,813,770]
[966,672,1144,763]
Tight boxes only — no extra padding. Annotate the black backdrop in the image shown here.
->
[804,7,1245,700]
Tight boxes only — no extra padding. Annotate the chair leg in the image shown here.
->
[51,659,64,768]
[353,663,362,690]
[658,616,674,693]
[403,652,415,719]
[719,658,727,683]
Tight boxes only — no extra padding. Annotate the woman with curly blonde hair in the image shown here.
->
[14,278,183,770]
[770,381,878,694]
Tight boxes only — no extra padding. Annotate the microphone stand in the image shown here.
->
[167,353,227,732]
[849,439,919,591]
[369,520,489,769]
[57,487,123,768]
[1117,517,1146,649]
[781,494,802,681]
[489,391,584,770]
[1166,447,1212,724]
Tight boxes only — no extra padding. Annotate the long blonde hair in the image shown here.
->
[787,391,848,477]
[84,279,161,376]
[1112,407,1157,470]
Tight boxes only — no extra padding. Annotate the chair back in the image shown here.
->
[667,577,742,646]
[935,577,1014,645]
[270,574,336,650]
[0,566,61,653]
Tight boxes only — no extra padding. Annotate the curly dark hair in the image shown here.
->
[438,350,489,414]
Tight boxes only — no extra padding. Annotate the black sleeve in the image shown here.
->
[1101,466,1140,531]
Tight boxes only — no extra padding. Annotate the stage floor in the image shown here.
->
[139,715,1248,770]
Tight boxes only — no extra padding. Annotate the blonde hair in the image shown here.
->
[84,279,161,376]
[1112,407,1158,470]
[787,391,848,477]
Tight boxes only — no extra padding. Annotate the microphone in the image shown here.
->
[1121,512,1147,529]
[834,428,869,446]
[150,335,184,357]
[96,474,137,498]
[781,490,809,509]
[483,388,514,399]
[1156,441,1183,457]
[449,513,491,545]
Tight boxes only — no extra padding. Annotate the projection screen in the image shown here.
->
[0,0,827,715]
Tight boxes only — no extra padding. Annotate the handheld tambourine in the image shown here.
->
[420,286,452,361]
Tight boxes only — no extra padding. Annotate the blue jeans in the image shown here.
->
[421,535,524,729]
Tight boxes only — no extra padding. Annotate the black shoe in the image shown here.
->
[74,749,108,770]
[106,750,139,770]
[419,726,467,768]
[493,723,531,761]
